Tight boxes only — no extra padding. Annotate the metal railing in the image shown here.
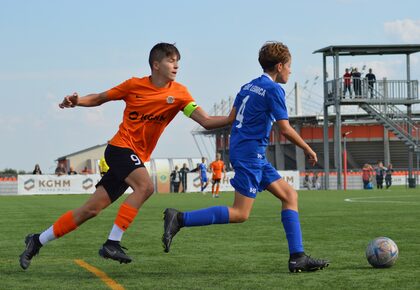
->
[360,102,420,148]
[326,78,419,101]
[324,76,420,149]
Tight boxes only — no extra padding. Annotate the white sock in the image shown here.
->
[108,224,124,242]
[39,226,56,245]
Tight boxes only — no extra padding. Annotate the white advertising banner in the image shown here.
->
[186,170,300,193]
[389,175,406,186]
[18,174,102,195]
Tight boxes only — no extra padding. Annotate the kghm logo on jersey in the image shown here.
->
[128,111,167,122]
[166,96,175,104]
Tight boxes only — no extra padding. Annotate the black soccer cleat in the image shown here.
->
[162,208,182,253]
[98,241,132,264]
[19,234,42,270]
[288,253,329,273]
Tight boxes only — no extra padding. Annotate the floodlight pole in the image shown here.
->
[342,131,352,191]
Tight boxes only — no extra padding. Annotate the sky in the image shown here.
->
[1,0,420,173]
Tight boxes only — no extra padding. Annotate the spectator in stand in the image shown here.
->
[312,172,321,190]
[303,172,312,190]
[351,68,362,96]
[362,163,374,189]
[81,166,92,175]
[365,68,376,98]
[179,163,190,193]
[68,167,78,175]
[55,163,66,176]
[385,163,394,189]
[343,68,352,98]
[375,161,385,189]
[32,164,42,175]
[170,165,181,193]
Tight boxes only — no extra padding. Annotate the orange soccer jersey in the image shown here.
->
[210,160,225,180]
[107,76,196,162]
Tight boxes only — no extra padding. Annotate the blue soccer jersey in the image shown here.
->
[199,163,207,178]
[230,74,288,160]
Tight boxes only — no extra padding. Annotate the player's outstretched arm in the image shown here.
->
[59,91,109,109]
[277,119,317,166]
[190,107,236,130]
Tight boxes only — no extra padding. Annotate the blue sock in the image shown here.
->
[281,209,304,254]
[183,206,229,227]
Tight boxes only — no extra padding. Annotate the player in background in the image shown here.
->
[198,157,209,193]
[163,41,329,273]
[209,153,226,198]
[19,43,235,270]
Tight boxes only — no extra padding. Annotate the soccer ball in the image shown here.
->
[366,237,399,268]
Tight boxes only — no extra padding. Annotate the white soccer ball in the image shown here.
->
[366,237,399,268]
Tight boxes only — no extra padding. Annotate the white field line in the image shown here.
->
[344,195,420,204]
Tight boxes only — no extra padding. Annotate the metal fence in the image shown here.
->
[326,78,419,101]
[0,182,18,195]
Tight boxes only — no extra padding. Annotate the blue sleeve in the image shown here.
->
[267,86,288,120]
[233,90,243,110]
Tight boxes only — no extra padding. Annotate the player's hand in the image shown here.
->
[304,148,318,166]
[59,93,79,109]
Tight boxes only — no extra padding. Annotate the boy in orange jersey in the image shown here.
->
[19,43,235,270]
[210,153,226,198]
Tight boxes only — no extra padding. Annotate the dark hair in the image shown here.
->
[258,41,291,72]
[148,43,181,69]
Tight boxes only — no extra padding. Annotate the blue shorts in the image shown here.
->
[200,174,208,183]
[230,159,281,198]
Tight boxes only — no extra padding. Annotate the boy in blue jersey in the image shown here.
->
[162,41,329,272]
[198,157,209,192]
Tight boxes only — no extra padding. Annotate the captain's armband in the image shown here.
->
[183,102,199,118]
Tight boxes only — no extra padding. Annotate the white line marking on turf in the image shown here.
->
[74,259,125,290]
[344,195,420,204]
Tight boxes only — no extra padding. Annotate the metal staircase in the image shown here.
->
[359,101,420,152]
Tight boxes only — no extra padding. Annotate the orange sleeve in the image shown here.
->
[179,86,197,112]
[107,78,133,100]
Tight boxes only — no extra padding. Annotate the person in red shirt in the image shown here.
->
[19,43,235,270]
[362,163,373,189]
[209,153,226,198]
[343,68,352,98]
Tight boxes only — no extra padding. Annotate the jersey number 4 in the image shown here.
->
[236,95,250,129]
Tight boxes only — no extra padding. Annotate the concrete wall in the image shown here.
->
[67,145,107,173]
